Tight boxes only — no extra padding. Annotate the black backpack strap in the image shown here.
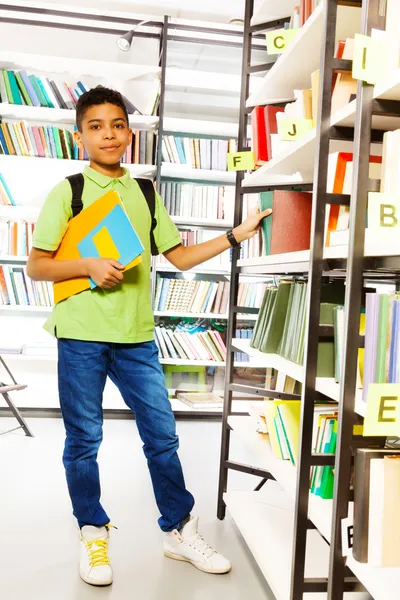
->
[135,178,159,256]
[66,173,84,218]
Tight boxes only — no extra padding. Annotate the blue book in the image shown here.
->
[159,279,170,311]
[0,129,10,155]
[77,81,87,94]
[77,203,144,289]
[0,174,15,205]
[175,137,186,164]
[200,282,214,313]
[36,77,54,108]
[19,71,41,107]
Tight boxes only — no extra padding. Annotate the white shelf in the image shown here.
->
[232,339,366,417]
[161,163,235,184]
[154,310,257,321]
[0,305,51,313]
[0,50,161,81]
[224,486,368,600]
[0,205,41,220]
[0,154,157,179]
[346,553,400,600]
[155,264,230,275]
[171,216,233,229]
[163,117,239,138]
[0,103,159,129]
[251,0,298,25]
[0,255,28,264]
[228,416,333,542]
[243,69,400,188]
[247,4,361,107]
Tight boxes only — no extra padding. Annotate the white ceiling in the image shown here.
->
[37,0,251,24]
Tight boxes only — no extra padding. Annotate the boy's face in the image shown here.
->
[74,102,132,166]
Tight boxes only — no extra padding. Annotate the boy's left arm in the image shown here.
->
[164,208,272,271]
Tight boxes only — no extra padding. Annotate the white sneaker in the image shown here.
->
[164,517,231,574]
[79,525,113,586]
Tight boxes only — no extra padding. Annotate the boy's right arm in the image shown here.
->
[27,179,123,288]
[27,249,123,289]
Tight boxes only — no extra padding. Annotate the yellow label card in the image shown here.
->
[352,34,388,85]
[265,28,300,55]
[368,192,400,231]
[363,384,400,437]
[227,151,255,171]
[278,118,313,141]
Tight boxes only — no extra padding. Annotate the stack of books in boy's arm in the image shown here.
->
[154,322,227,363]
[0,121,74,159]
[159,182,234,222]
[0,220,35,256]
[0,174,16,205]
[353,449,400,566]
[0,69,87,108]
[0,265,53,307]
[154,277,230,315]
[161,135,237,170]
[251,280,345,376]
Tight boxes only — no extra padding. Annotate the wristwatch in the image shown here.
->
[226,228,241,248]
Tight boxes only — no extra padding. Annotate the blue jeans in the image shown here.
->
[57,338,195,531]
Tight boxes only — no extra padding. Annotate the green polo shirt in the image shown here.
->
[32,166,181,343]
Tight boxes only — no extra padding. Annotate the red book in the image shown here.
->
[300,0,305,25]
[270,191,313,255]
[304,0,313,22]
[264,105,285,161]
[251,106,268,166]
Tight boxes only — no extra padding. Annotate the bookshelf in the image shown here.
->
[218,0,400,599]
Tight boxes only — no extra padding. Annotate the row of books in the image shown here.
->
[251,281,345,377]
[154,323,227,362]
[363,292,400,402]
[156,230,230,270]
[234,328,253,363]
[162,136,237,171]
[155,277,230,315]
[237,282,266,308]
[0,69,87,109]
[353,449,400,567]
[120,130,155,165]
[251,38,356,165]
[288,1,322,28]
[158,182,234,222]
[0,121,74,159]
[327,130,400,247]
[0,173,15,205]
[0,220,34,256]
[0,265,53,307]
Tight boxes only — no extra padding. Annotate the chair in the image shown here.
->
[0,356,34,437]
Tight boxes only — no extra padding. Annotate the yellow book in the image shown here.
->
[54,190,143,304]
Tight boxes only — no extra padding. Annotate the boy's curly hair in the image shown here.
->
[76,86,129,131]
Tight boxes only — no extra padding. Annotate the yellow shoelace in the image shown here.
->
[85,538,110,568]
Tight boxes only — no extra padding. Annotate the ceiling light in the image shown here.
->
[117,20,155,52]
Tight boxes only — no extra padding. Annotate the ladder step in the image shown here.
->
[0,384,27,393]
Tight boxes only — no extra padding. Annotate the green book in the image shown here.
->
[283,283,302,361]
[6,71,23,105]
[319,420,338,499]
[278,282,295,357]
[260,281,292,354]
[375,294,389,383]
[36,77,54,108]
[52,127,63,159]
[2,70,13,103]
[260,191,273,255]
[250,288,269,349]
[253,288,274,350]
[30,75,48,107]
[292,283,307,363]
[258,288,277,351]
[14,71,32,106]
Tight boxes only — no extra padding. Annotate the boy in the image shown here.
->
[27,87,271,587]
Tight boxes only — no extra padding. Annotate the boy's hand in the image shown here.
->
[85,258,124,289]
[233,207,272,243]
